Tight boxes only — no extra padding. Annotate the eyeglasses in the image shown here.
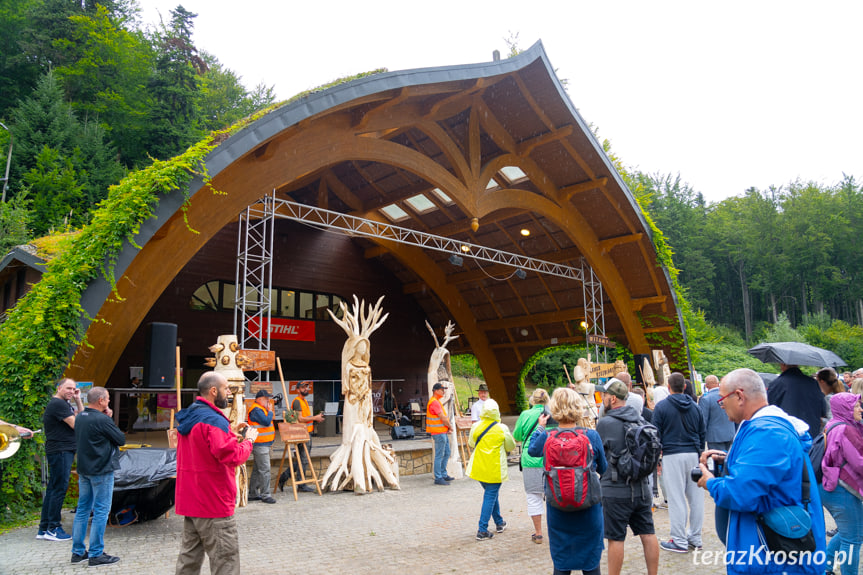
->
[717,389,740,406]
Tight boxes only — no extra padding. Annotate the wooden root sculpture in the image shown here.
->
[425,320,463,479]
[567,357,598,428]
[321,296,400,493]
[207,335,250,506]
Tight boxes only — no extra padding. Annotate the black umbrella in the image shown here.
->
[747,341,846,367]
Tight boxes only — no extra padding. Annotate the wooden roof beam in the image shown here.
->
[643,325,675,333]
[560,177,608,201]
[517,125,574,156]
[632,295,668,311]
[491,334,586,349]
[478,308,585,331]
[598,232,643,252]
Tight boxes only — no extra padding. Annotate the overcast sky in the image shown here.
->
[140,0,862,203]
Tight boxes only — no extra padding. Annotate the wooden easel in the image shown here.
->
[273,423,322,500]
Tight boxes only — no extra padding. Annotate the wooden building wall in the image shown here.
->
[106,219,435,406]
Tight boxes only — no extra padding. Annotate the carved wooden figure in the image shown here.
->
[206,335,251,506]
[321,296,400,493]
[570,357,597,428]
[425,320,463,479]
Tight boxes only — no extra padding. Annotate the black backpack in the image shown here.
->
[611,421,662,483]
[809,421,847,484]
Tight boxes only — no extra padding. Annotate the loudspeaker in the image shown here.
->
[634,354,651,384]
[145,322,177,388]
[390,425,415,440]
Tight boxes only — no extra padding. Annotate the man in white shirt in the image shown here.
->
[470,383,489,422]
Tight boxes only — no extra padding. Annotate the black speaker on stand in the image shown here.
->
[633,353,652,385]
[145,322,177,388]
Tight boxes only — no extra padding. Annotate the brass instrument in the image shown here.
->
[0,425,36,459]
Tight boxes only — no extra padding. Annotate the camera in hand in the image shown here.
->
[690,466,703,482]
[542,407,557,427]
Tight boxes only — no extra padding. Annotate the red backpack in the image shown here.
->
[543,428,602,511]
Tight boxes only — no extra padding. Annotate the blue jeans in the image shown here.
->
[820,484,862,575]
[432,434,450,480]
[39,450,74,531]
[478,481,503,533]
[72,472,114,558]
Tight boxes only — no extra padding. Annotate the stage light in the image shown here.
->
[515,268,527,279]
[448,254,463,266]
[520,228,530,236]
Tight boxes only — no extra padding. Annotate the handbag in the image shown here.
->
[756,451,816,553]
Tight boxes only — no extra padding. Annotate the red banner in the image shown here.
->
[247,317,315,341]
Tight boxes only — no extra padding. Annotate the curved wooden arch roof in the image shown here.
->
[68,42,689,408]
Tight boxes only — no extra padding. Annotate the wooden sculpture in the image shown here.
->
[205,335,251,506]
[321,296,400,493]
[567,357,597,428]
[640,356,657,409]
[425,320,463,479]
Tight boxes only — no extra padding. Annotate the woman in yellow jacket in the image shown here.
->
[467,399,515,540]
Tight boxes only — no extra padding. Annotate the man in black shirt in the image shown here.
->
[70,387,125,567]
[37,377,84,542]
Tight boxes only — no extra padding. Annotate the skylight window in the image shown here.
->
[380,203,409,221]
[405,194,437,214]
[485,178,499,190]
[499,166,527,182]
[431,187,453,204]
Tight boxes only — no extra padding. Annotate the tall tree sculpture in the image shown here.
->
[425,320,463,479]
[321,296,400,493]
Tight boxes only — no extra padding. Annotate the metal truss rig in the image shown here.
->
[274,199,587,282]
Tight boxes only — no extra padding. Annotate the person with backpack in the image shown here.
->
[652,371,706,553]
[819,392,863,575]
[513,388,552,544]
[466,399,515,541]
[595,378,660,575]
[528,387,607,575]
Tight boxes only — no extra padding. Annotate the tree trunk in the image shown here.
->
[770,292,777,324]
[739,263,752,343]
[801,282,808,318]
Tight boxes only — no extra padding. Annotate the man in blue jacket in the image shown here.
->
[653,372,706,553]
[697,368,825,575]
[700,375,736,452]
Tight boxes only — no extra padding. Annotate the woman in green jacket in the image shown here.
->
[467,399,515,540]
[513,388,551,543]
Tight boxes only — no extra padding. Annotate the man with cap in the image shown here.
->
[595,377,659,575]
[427,382,453,485]
[278,381,324,493]
[470,383,490,422]
[246,390,276,504]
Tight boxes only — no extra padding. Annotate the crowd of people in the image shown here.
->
[498,364,863,575]
[10,361,863,574]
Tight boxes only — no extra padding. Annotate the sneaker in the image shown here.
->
[71,552,88,564]
[297,484,315,493]
[826,527,838,538]
[660,540,689,553]
[248,495,261,501]
[444,476,455,481]
[434,478,450,486]
[654,499,668,510]
[496,521,507,533]
[44,527,72,541]
[688,542,702,551]
[88,553,120,567]
[260,495,277,504]
[476,530,494,541]
[36,530,46,540]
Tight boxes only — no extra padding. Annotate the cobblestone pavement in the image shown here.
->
[0,466,783,575]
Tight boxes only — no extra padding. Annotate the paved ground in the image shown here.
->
[1,468,759,575]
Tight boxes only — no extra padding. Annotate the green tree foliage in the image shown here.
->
[143,6,206,159]
[197,53,276,132]
[0,193,32,253]
[8,71,123,234]
[54,4,154,166]
[0,0,42,113]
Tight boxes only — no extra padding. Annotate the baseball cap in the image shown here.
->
[595,378,628,401]
[432,383,446,391]
[255,389,271,399]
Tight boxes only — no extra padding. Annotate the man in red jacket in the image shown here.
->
[174,372,257,575]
